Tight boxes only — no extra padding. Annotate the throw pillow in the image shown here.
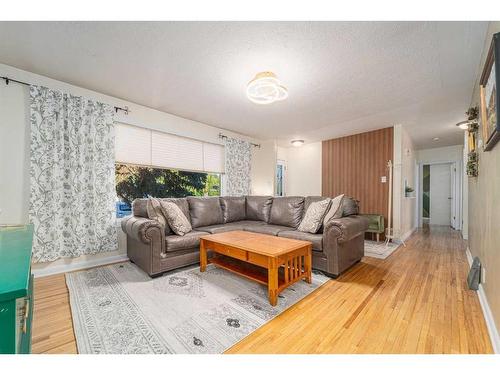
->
[323,194,344,226]
[146,198,167,228]
[297,198,331,233]
[342,197,360,216]
[159,201,192,236]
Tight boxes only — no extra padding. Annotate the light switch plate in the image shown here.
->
[381,176,387,183]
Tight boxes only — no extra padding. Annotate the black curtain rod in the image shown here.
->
[1,76,130,115]
[218,133,261,148]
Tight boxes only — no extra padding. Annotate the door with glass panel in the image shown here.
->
[276,160,286,196]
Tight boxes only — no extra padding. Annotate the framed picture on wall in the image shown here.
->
[480,32,500,151]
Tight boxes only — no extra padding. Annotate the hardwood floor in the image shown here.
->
[32,226,493,354]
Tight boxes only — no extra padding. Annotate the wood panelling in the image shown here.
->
[322,127,394,226]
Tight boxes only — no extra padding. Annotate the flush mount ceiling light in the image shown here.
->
[433,137,440,141]
[246,71,288,104]
[291,139,304,147]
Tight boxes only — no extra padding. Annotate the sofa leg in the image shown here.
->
[150,272,164,278]
[319,271,339,279]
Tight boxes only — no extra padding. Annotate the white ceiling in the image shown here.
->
[0,22,488,148]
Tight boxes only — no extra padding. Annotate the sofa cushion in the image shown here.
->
[132,198,149,218]
[159,201,192,236]
[146,197,168,229]
[298,198,331,234]
[342,197,360,216]
[304,196,331,212]
[323,194,344,226]
[187,196,224,228]
[269,196,305,228]
[243,224,292,236]
[196,222,243,234]
[165,230,209,252]
[219,196,246,223]
[278,230,323,252]
[246,196,273,222]
[196,220,266,234]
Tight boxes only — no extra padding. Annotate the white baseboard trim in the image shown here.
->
[32,254,129,278]
[465,247,500,354]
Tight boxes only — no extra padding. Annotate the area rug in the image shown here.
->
[65,262,329,354]
[364,240,400,259]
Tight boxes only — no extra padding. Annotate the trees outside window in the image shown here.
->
[115,164,221,209]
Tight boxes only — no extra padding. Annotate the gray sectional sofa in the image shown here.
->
[121,196,369,278]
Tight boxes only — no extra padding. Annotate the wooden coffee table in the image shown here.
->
[199,230,312,306]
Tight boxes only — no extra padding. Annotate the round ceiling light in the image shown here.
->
[291,139,304,147]
[246,71,288,104]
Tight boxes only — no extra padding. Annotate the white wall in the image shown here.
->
[393,125,417,241]
[0,62,275,274]
[251,140,276,195]
[276,142,322,196]
[416,144,464,232]
[417,145,464,164]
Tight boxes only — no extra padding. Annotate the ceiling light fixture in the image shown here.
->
[291,139,304,147]
[433,137,440,141]
[246,71,288,104]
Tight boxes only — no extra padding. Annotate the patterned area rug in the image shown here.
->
[364,240,400,259]
[66,262,329,354]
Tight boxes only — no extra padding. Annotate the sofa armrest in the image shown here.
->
[324,215,369,243]
[121,216,165,245]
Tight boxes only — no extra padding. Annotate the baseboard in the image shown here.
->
[32,254,129,278]
[465,247,500,353]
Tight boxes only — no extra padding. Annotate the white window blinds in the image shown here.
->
[115,123,225,173]
[115,124,151,166]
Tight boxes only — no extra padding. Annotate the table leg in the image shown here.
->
[304,246,312,284]
[268,258,278,306]
[200,239,207,272]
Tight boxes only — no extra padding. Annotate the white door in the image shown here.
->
[429,163,452,226]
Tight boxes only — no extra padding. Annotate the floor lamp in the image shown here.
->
[385,160,406,247]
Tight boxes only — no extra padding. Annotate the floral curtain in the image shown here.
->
[29,85,117,262]
[224,137,252,196]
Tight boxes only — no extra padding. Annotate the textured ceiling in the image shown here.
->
[0,21,488,148]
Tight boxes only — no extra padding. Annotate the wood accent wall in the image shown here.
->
[322,127,394,227]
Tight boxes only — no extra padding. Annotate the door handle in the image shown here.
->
[448,197,452,200]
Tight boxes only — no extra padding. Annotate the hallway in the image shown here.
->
[32,226,493,354]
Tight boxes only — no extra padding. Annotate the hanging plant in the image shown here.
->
[466,105,479,121]
[467,151,478,177]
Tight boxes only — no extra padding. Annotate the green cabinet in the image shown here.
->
[0,225,34,354]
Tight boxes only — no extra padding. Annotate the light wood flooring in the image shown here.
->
[32,225,493,354]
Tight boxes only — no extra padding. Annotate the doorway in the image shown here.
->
[276,159,286,196]
[420,162,458,228]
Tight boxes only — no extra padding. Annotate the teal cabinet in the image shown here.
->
[0,225,34,354]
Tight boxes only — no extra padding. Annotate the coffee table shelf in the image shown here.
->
[209,256,268,285]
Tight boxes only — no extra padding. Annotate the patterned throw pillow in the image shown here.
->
[146,198,167,228]
[297,198,331,234]
[323,194,345,226]
[159,201,192,236]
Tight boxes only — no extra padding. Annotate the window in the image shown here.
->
[115,164,221,217]
[114,123,225,217]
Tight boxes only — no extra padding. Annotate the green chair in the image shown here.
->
[360,214,385,242]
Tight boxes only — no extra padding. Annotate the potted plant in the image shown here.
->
[466,105,479,121]
[405,186,414,198]
[467,151,479,177]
